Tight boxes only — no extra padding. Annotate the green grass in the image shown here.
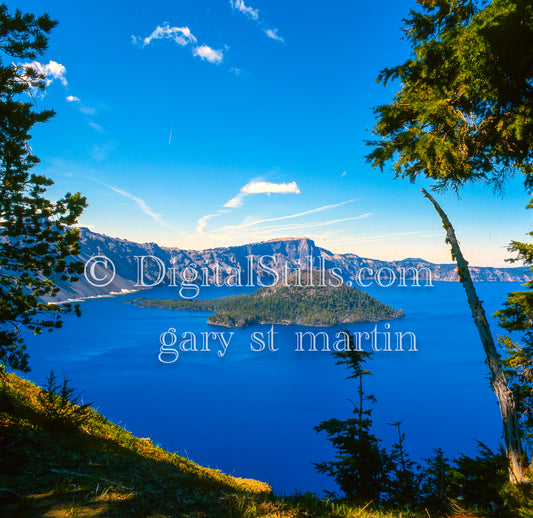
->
[0,371,436,517]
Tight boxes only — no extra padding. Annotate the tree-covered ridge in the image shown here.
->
[134,279,404,328]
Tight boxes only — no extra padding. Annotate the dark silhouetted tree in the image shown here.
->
[420,448,453,514]
[0,4,87,372]
[388,420,419,508]
[314,342,390,504]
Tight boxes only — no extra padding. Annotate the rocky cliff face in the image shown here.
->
[55,228,532,301]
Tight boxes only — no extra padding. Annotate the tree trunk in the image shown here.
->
[421,188,526,483]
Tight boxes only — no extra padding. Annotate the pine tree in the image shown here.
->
[387,420,419,508]
[366,0,533,482]
[495,200,533,461]
[0,4,87,372]
[314,343,390,504]
[419,448,453,514]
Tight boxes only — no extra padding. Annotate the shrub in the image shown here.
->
[38,370,92,431]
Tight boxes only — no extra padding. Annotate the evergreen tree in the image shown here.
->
[366,0,533,482]
[419,448,453,513]
[314,344,390,504]
[0,5,87,372]
[495,202,533,459]
[366,0,533,192]
[387,420,420,508]
[449,442,508,510]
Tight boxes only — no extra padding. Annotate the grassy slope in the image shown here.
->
[0,372,425,517]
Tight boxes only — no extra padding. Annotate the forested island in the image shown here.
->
[133,276,404,327]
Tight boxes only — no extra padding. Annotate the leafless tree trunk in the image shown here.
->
[421,188,526,483]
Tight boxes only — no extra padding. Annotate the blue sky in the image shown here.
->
[12,0,531,266]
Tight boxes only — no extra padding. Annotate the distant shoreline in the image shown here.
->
[50,288,141,305]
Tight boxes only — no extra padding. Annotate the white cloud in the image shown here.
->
[134,24,224,66]
[341,171,347,177]
[66,95,80,102]
[24,60,67,86]
[223,180,300,208]
[264,28,284,42]
[193,45,223,64]
[134,23,197,48]
[242,180,300,194]
[230,0,259,20]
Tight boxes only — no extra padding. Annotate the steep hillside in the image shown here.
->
[0,370,419,517]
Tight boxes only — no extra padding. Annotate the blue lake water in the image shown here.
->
[22,281,523,495]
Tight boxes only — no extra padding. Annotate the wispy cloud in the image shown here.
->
[79,105,97,116]
[224,192,247,209]
[264,28,284,42]
[183,195,370,251]
[229,67,248,78]
[217,199,359,232]
[101,183,181,232]
[324,231,443,246]
[341,171,348,177]
[87,120,104,133]
[230,0,259,20]
[229,0,284,43]
[64,94,102,130]
[90,143,115,161]
[188,212,372,249]
[233,215,372,235]
[197,213,218,235]
[133,24,197,48]
[133,23,224,65]
[196,186,361,242]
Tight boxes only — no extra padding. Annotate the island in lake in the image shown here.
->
[134,273,404,327]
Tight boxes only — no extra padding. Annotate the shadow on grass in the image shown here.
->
[0,373,276,518]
